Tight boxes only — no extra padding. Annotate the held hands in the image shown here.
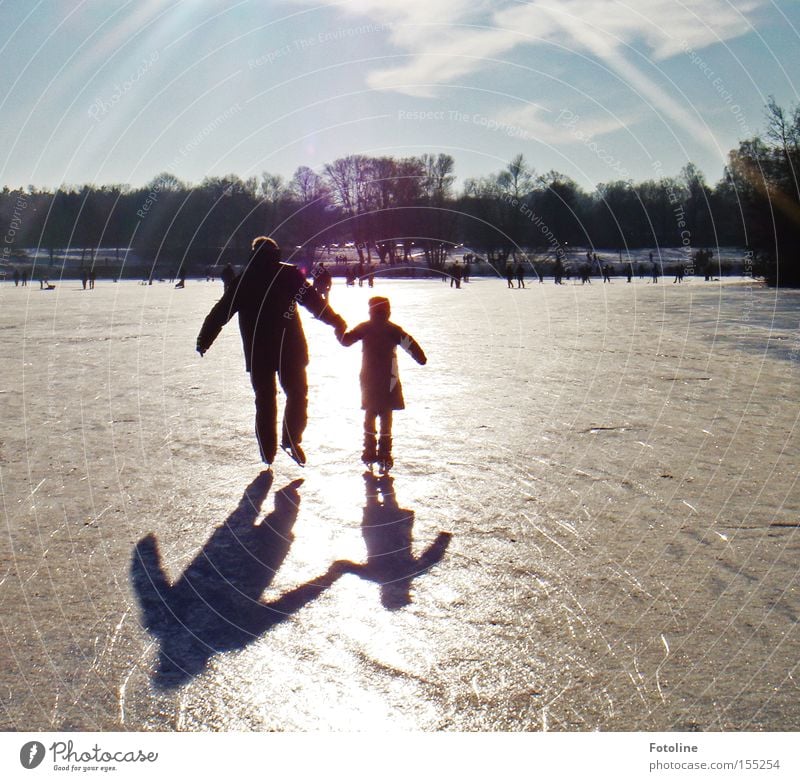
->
[333,317,347,342]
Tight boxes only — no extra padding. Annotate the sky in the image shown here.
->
[1,0,799,193]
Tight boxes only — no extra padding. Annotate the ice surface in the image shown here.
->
[0,273,798,731]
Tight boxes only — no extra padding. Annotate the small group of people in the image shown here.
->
[11,268,29,286]
[342,259,374,287]
[197,237,426,473]
[443,260,469,288]
[505,262,528,288]
[80,269,97,289]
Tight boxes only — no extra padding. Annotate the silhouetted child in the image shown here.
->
[339,297,426,473]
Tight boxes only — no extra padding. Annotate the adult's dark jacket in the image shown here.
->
[197,258,344,379]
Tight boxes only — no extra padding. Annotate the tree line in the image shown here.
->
[1,100,797,285]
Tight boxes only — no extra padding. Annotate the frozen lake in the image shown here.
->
[0,273,798,731]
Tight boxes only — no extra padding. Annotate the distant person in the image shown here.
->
[197,236,346,467]
[651,262,659,283]
[505,262,514,288]
[12,268,19,286]
[602,263,612,283]
[339,296,426,473]
[21,269,28,286]
[673,264,684,283]
[89,269,96,289]
[626,264,633,283]
[515,262,525,289]
[314,262,332,301]
[221,263,236,292]
[580,263,591,284]
[450,262,462,289]
[81,270,88,290]
[553,255,564,285]
[463,260,471,283]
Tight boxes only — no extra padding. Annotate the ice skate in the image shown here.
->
[281,439,306,467]
[377,436,393,474]
[361,433,378,469]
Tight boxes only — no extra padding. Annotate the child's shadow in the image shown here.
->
[130,472,342,688]
[336,473,452,610]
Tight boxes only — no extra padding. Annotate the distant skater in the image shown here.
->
[221,263,236,292]
[553,254,564,285]
[89,270,96,289]
[651,262,659,283]
[515,262,525,289]
[197,236,346,467]
[314,262,332,301]
[339,296,426,473]
[505,263,514,288]
[12,268,19,286]
[450,262,462,289]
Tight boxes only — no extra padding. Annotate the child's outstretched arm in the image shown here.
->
[338,323,364,347]
[400,332,427,365]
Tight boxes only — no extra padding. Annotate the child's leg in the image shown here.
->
[377,411,393,439]
[377,411,393,471]
[362,411,378,465]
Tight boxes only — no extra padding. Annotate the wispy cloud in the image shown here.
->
[292,0,768,151]
[298,0,766,91]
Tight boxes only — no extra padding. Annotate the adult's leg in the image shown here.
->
[278,358,308,450]
[252,371,278,464]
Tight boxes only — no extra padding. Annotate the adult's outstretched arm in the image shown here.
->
[196,290,237,355]
[299,280,346,337]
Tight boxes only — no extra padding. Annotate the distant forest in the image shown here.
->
[2,99,798,285]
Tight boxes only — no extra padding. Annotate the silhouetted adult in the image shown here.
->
[12,268,19,286]
[515,262,525,288]
[505,262,514,288]
[196,236,346,466]
[21,269,28,286]
[651,262,659,283]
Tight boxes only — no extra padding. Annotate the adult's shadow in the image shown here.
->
[130,472,341,688]
[336,473,452,610]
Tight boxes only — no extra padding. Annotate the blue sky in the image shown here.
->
[1,0,798,192]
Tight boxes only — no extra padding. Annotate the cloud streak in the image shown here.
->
[294,0,768,152]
